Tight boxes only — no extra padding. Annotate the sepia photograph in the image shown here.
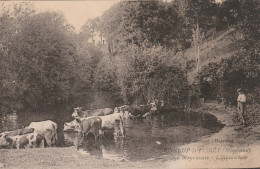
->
[0,0,259,168]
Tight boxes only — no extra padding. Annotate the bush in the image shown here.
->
[115,46,189,106]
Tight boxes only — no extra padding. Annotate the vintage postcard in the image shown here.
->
[0,1,259,168]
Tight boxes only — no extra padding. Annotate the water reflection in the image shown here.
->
[64,131,127,161]
[1,110,223,161]
[63,112,223,161]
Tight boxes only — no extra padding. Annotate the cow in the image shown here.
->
[99,111,124,138]
[74,116,102,148]
[117,106,131,119]
[72,107,113,118]
[120,104,144,118]
[5,128,35,137]
[64,120,78,132]
[120,102,158,119]
[25,120,58,147]
[0,128,35,148]
[6,132,45,149]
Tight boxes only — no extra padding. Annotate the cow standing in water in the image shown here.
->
[74,116,102,149]
[120,100,162,119]
[65,107,125,140]
[72,107,113,118]
[119,104,147,118]
[99,108,125,138]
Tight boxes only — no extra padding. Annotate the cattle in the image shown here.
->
[120,102,158,119]
[75,117,102,148]
[0,128,35,148]
[6,132,45,149]
[72,107,113,118]
[117,106,131,119]
[63,120,81,132]
[25,120,58,147]
[120,104,144,118]
[66,109,125,139]
[99,112,124,138]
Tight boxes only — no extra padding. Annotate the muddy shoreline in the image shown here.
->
[1,102,260,169]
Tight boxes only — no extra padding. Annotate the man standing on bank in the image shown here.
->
[237,88,247,126]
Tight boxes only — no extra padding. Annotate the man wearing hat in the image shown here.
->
[237,88,247,126]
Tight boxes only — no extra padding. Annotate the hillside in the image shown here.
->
[185,27,244,83]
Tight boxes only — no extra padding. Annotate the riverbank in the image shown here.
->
[1,102,260,169]
[165,102,260,168]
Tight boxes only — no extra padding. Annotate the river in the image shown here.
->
[0,109,223,161]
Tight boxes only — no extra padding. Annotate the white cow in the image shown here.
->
[26,120,58,146]
[99,109,124,138]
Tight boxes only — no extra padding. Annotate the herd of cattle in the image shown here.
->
[0,100,164,149]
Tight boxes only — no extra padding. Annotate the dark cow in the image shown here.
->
[120,102,158,118]
[120,104,144,118]
[72,107,113,118]
[75,117,102,148]
[6,132,45,149]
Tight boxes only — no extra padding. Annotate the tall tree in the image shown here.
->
[98,1,186,52]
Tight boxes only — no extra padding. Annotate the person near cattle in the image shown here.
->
[237,88,247,126]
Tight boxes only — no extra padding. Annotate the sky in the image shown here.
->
[32,1,117,33]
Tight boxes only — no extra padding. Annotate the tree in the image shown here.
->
[0,2,36,114]
[98,1,187,52]
[0,3,94,114]
[114,46,189,105]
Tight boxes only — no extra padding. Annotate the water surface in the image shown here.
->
[1,110,223,161]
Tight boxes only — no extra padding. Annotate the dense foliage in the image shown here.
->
[0,3,92,115]
[114,46,189,106]
[0,0,259,116]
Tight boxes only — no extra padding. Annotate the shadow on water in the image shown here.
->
[0,109,224,161]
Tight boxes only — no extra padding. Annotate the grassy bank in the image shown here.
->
[0,147,167,169]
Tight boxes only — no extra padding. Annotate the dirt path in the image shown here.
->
[165,102,260,168]
[1,102,260,168]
